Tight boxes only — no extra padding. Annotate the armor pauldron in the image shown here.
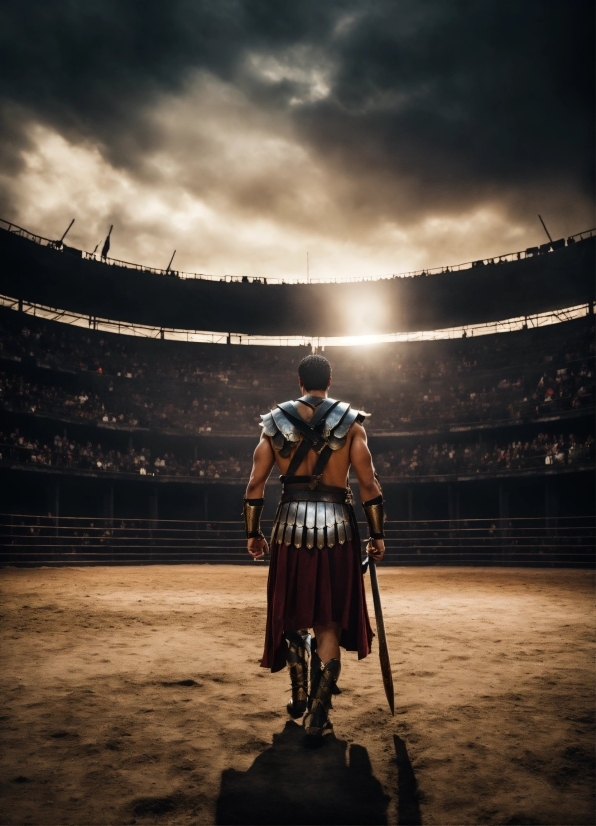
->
[333,407,359,440]
[260,397,368,458]
[243,497,265,539]
[322,401,350,437]
[272,407,301,443]
[260,411,278,438]
[363,494,385,539]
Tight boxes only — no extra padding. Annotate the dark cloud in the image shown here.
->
[288,0,594,225]
[0,1,335,136]
[0,0,593,271]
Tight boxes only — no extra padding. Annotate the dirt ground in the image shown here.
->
[0,565,594,826]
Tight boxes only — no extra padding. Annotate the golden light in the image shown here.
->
[340,290,391,337]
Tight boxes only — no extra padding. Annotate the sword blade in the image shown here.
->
[369,559,395,715]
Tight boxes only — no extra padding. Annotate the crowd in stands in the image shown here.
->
[1,318,255,383]
[1,308,593,390]
[0,428,252,478]
[0,326,593,434]
[2,426,592,480]
[0,309,594,479]
[0,371,263,434]
[368,363,594,430]
[1,358,593,434]
[375,432,594,477]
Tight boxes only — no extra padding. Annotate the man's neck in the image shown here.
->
[300,389,328,399]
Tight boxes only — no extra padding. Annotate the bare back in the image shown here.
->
[246,398,382,502]
[271,399,354,486]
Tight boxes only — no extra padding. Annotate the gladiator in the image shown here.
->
[243,354,386,745]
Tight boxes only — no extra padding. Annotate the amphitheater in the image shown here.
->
[1,221,594,825]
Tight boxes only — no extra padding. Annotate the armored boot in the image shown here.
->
[303,657,341,746]
[309,641,340,703]
[285,630,311,719]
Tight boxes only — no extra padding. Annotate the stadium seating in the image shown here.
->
[0,223,593,540]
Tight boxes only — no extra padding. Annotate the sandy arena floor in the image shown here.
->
[0,565,594,826]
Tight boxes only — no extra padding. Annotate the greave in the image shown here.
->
[303,657,341,742]
[285,630,311,719]
[309,644,340,708]
[308,647,322,708]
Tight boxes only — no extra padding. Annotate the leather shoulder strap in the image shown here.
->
[276,402,319,443]
[277,398,345,488]
[310,398,340,428]
[309,445,334,490]
[285,437,313,478]
[296,394,325,410]
[276,398,340,440]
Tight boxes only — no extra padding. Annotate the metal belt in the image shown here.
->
[271,497,355,549]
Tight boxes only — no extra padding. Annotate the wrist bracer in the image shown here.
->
[243,498,265,539]
[362,494,385,539]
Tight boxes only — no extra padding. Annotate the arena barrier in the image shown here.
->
[1,291,593,347]
[2,216,593,284]
[0,514,593,567]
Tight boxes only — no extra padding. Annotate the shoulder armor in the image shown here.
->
[326,404,369,450]
[333,407,359,439]
[322,401,350,437]
[260,411,278,438]
[272,407,301,443]
[261,411,285,452]
[260,403,301,455]
[261,400,368,456]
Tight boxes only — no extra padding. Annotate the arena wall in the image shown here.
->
[0,227,593,336]
[1,225,593,565]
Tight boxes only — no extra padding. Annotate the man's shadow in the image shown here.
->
[216,721,416,825]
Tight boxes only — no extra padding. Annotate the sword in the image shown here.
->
[364,550,395,715]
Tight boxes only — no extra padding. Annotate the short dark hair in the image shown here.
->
[298,355,331,391]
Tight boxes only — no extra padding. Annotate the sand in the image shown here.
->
[0,565,594,826]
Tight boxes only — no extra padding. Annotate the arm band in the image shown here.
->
[362,494,385,539]
[243,498,265,539]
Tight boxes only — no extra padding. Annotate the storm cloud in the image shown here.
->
[0,0,593,280]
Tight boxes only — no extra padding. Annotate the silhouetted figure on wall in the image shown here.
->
[101,225,113,260]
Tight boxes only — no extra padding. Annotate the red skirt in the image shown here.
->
[260,538,374,672]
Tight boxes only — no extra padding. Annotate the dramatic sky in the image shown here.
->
[0,0,593,281]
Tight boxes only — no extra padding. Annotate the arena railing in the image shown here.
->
[0,514,593,567]
[0,291,593,347]
[1,217,595,285]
